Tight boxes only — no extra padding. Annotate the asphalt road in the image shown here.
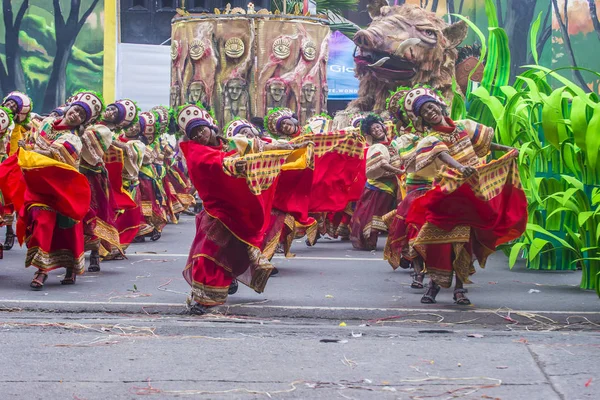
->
[0,313,597,399]
[0,215,597,323]
[1,215,598,399]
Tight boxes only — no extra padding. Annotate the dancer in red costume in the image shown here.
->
[392,85,527,305]
[1,91,32,251]
[137,111,167,241]
[350,114,403,250]
[18,91,101,290]
[100,99,142,260]
[179,104,273,314]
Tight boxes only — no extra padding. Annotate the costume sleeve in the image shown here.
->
[80,128,106,166]
[392,133,420,172]
[458,119,494,158]
[414,135,450,178]
[49,133,83,168]
[142,145,154,165]
[227,136,257,155]
[366,143,391,180]
[120,140,146,179]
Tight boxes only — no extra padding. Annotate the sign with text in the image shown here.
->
[327,31,359,100]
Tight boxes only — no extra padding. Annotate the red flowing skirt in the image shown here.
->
[24,206,85,273]
[162,175,184,222]
[83,170,121,253]
[117,183,148,245]
[384,180,431,269]
[407,152,528,287]
[184,211,273,306]
[350,186,396,251]
[139,177,167,233]
[261,208,287,260]
[325,204,353,240]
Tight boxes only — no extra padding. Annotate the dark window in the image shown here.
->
[187,0,209,12]
[157,0,176,11]
[129,0,148,11]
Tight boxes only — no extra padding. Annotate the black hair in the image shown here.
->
[360,114,385,136]
[250,116,265,129]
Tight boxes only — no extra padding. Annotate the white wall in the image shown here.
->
[116,43,171,111]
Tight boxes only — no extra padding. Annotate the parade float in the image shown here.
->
[332,1,470,128]
[169,3,331,127]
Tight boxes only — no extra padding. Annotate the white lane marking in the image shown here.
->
[129,253,385,262]
[0,299,598,316]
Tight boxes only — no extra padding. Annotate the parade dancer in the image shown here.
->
[110,111,149,252]
[397,85,526,305]
[0,107,12,163]
[349,114,403,250]
[262,110,317,256]
[264,108,302,141]
[226,117,313,267]
[82,97,141,269]
[178,104,275,314]
[1,91,32,250]
[137,111,167,241]
[0,107,13,260]
[383,87,432,289]
[21,91,101,290]
[152,105,187,222]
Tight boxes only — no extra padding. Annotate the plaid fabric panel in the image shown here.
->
[290,131,366,158]
[435,151,522,200]
[223,148,310,195]
[104,145,124,164]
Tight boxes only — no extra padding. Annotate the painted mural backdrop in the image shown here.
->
[401,0,600,92]
[0,0,104,113]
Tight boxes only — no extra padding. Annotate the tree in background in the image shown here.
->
[552,0,591,92]
[496,0,545,83]
[42,0,102,110]
[588,0,600,41]
[0,0,29,94]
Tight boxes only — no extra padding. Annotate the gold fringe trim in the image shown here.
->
[25,246,85,274]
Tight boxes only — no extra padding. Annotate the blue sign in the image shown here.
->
[327,31,359,100]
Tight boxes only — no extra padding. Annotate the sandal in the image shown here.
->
[228,279,238,295]
[421,282,441,304]
[306,232,320,247]
[275,243,285,254]
[453,288,471,305]
[3,227,15,251]
[60,268,76,285]
[30,271,48,290]
[188,302,207,315]
[88,251,101,272]
[410,272,425,289]
[133,236,145,243]
[399,258,412,270]
[150,229,161,242]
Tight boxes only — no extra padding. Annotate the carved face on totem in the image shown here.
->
[188,81,207,104]
[170,85,180,108]
[301,83,317,103]
[268,81,286,103]
[225,79,245,102]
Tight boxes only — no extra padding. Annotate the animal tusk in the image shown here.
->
[394,38,421,57]
[368,57,390,67]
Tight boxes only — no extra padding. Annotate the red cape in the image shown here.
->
[180,141,278,247]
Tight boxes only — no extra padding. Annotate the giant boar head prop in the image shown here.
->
[348,2,467,114]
